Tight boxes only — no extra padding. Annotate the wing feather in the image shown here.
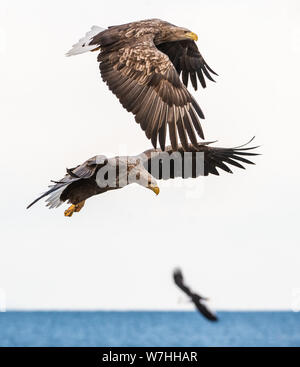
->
[157,40,217,91]
[98,37,205,150]
[143,139,259,180]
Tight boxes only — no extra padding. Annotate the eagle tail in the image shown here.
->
[66,25,105,56]
[27,183,69,210]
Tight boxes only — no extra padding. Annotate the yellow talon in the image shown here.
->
[74,200,85,212]
[64,201,85,217]
[64,204,75,217]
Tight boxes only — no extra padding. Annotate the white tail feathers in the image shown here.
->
[45,185,67,209]
[66,25,105,56]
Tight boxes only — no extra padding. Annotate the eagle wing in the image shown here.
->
[98,37,205,151]
[141,138,259,179]
[157,40,218,90]
[193,301,218,321]
[173,269,194,297]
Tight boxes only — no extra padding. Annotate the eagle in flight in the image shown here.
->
[173,268,218,321]
[27,139,258,217]
[66,19,217,151]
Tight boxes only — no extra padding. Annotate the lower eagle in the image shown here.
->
[27,139,258,217]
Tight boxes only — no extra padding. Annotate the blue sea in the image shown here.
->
[0,311,299,347]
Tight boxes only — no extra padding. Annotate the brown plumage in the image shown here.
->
[27,138,258,216]
[67,19,217,151]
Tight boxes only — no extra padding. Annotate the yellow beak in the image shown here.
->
[186,32,198,41]
[149,185,160,196]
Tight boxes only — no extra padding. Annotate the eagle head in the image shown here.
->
[157,23,198,44]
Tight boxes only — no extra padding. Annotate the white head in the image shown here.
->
[95,156,160,195]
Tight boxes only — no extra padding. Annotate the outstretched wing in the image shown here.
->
[141,138,259,179]
[157,40,218,90]
[26,156,105,209]
[98,37,205,151]
[193,301,218,321]
[173,268,194,297]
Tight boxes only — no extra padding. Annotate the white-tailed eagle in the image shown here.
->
[27,139,258,217]
[66,19,217,151]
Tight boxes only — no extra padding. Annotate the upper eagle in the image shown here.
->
[66,19,217,151]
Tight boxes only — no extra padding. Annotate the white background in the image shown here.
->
[0,0,299,310]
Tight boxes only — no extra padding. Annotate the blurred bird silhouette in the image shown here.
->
[173,268,218,321]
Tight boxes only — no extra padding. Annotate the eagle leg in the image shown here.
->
[64,200,86,217]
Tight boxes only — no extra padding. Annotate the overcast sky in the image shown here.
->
[0,0,300,311]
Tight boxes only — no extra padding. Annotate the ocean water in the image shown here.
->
[0,311,299,347]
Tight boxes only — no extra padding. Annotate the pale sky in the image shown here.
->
[0,0,300,311]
